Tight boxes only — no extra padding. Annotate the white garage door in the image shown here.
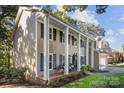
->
[99,57,107,70]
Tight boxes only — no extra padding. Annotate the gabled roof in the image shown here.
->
[14,6,95,40]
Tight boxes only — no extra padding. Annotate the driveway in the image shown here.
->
[88,67,124,75]
[105,67,124,75]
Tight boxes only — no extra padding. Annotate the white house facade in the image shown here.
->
[13,6,98,82]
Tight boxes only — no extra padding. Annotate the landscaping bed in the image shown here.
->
[48,71,87,88]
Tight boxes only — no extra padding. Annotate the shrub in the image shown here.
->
[48,71,87,87]
[0,67,26,83]
[80,65,95,72]
[81,66,88,72]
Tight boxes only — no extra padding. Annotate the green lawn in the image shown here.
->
[109,63,124,68]
[64,74,124,88]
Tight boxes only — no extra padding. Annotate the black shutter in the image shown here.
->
[41,23,44,38]
[53,28,56,41]
[59,54,63,65]
[81,56,83,65]
[40,53,44,71]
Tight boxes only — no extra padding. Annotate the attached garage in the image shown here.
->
[99,53,108,70]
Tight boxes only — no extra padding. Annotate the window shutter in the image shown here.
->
[41,23,44,38]
[59,54,63,65]
[84,56,86,65]
[80,56,83,65]
[40,53,44,71]
[53,54,56,69]
[53,28,56,41]
[82,56,85,65]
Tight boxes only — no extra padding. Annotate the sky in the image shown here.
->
[52,5,124,51]
[87,5,124,51]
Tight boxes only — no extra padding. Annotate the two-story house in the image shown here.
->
[13,6,98,82]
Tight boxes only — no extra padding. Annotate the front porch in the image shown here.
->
[35,11,96,81]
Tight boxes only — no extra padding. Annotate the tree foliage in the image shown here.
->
[121,44,124,52]
[0,6,18,68]
[100,40,110,49]
[63,5,108,14]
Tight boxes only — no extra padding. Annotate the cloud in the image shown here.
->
[69,10,99,26]
[119,28,124,35]
[106,29,113,36]
[105,37,116,44]
[56,5,64,11]
[120,14,124,21]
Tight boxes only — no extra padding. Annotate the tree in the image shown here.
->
[0,6,18,68]
[39,5,106,39]
[63,5,108,14]
[121,44,124,52]
[98,40,110,50]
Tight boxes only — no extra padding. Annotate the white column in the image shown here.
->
[64,27,69,75]
[35,18,38,78]
[43,14,49,80]
[86,38,89,66]
[91,41,94,68]
[77,34,81,71]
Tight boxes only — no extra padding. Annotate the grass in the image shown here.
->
[109,63,124,68]
[64,74,124,88]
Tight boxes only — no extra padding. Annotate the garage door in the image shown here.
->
[99,57,107,70]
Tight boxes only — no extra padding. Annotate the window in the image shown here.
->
[49,54,53,69]
[75,38,77,46]
[41,23,44,38]
[72,36,74,46]
[59,54,65,66]
[53,28,57,41]
[60,31,63,43]
[49,28,52,40]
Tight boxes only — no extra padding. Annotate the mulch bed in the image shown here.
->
[0,82,41,88]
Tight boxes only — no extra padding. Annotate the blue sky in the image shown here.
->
[52,5,124,51]
[86,5,124,51]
